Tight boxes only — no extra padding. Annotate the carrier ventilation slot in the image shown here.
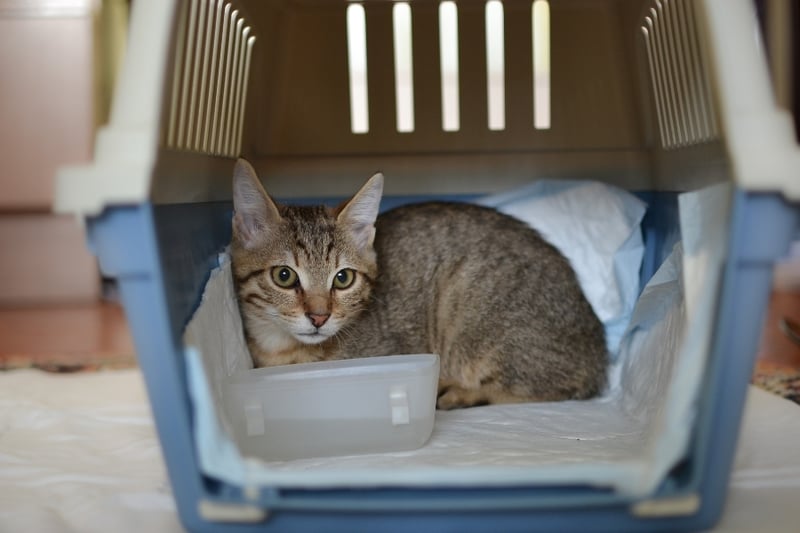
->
[439,1,460,132]
[641,0,719,149]
[532,0,550,130]
[486,1,505,131]
[346,0,551,134]
[165,0,256,157]
[393,2,415,133]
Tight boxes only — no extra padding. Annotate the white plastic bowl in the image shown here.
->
[221,354,440,461]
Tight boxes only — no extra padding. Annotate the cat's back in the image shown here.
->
[371,201,601,338]
[346,201,608,404]
[376,201,538,245]
[374,201,565,273]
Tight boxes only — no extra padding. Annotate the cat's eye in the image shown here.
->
[333,269,356,290]
[271,266,299,288]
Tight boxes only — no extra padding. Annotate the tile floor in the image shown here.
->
[0,301,135,371]
[756,290,800,369]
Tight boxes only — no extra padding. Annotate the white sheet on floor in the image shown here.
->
[0,370,180,533]
[182,183,731,497]
[0,370,798,533]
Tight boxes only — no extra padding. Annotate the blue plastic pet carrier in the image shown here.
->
[57,0,800,530]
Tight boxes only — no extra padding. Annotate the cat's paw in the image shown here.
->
[436,383,490,410]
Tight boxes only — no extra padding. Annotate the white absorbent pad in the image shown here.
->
[0,370,179,533]
[3,371,798,533]
[183,183,731,497]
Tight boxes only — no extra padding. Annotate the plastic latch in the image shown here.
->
[244,403,266,436]
[389,385,410,426]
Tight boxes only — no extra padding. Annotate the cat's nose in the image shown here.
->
[306,313,330,328]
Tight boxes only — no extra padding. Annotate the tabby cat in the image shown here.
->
[230,159,607,409]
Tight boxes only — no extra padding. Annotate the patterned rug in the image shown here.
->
[752,361,800,405]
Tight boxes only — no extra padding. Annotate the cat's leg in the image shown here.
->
[436,380,490,409]
[436,378,543,410]
[249,340,324,367]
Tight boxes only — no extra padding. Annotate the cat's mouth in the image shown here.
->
[295,331,332,345]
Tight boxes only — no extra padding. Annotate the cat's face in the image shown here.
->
[230,159,383,353]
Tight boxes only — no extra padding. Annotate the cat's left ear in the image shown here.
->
[337,172,384,250]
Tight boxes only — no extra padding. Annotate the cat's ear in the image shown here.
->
[232,158,281,248]
[337,172,384,250]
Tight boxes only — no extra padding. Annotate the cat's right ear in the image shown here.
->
[232,158,281,249]
[337,172,384,251]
